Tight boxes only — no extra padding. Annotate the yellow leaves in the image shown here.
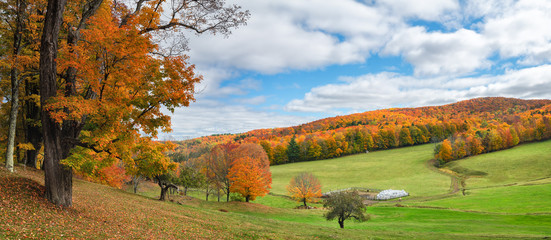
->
[287,172,322,205]
[17,142,35,151]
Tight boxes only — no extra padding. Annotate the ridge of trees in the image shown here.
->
[172,97,551,166]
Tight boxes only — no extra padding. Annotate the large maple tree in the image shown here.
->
[227,144,271,202]
[37,0,248,207]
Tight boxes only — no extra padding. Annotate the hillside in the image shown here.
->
[172,97,551,165]
[3,140,550,239]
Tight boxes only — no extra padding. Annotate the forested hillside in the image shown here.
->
[172,97,551,165]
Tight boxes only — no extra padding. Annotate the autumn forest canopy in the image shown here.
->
[173,97,551,167]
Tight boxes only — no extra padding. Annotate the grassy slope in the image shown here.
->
[2,141,551,239]
[270,144,450,196]
[0,167,483,240]
[407,140,551,213]
[264,141,551,238]
[446,140,551,189]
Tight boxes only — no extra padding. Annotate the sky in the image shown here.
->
[161,0,551,140]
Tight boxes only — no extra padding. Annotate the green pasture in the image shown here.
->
[270,144,450,197]
[444,140,551,189]
[409,183,551,213]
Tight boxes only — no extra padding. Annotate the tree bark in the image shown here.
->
[156,176,177,201]
[5,0,26,173]
[226,185,230,202]
[132,176,140,194]
[24,79,42,168]
[40,0,71,207]
[245,195,250,202]
[6,68,21,173]
[205,184,210,201]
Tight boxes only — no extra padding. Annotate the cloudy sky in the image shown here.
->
[162,0,551,139]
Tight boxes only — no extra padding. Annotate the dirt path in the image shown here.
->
[425,159,461,194]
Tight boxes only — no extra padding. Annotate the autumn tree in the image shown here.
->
[36,0,249,207]
[206,143,237,202]
[228,153,271,202]
[0,0,44,171]
[287,172,322,207]
[324,191,369,229]
[259,140,274,164]
[156,171,179,201]
[435,139,453,165]
[272,144,288,165]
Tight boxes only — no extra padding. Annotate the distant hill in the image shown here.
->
[171,97,551,165]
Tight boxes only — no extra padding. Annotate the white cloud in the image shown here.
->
[187,0,403,74]
[187,0,551,78]
[162,101,314,139]
[383,27,492,76]
[481,0,551,65]
[285,65,551,113]
[377,0,459,21]
[234,96,267,105]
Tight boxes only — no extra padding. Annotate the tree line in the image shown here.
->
[174,97,551,166]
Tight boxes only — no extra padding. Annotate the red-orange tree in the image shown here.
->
[287,172,322,207]
[38,0,248,207]
[228,155,271,202]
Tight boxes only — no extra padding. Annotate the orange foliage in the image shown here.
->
[174,97,551,166]
[287,172,322,207]
[437,139,453,163]
[43,1,201,186]
[228,156,271,202]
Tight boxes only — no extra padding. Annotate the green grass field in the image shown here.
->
[444,140,551,189]
[270,144,450,196]
[2,140,551,239]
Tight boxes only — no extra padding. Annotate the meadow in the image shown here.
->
[270,144,450,196]
[1,140,550,239]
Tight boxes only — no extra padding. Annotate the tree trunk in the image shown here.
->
[184,187,188,196]
[156,177,177,201]
[338,217,344,229]
[226,185,230,202]
[40,0,71,207]
[303,198,307,207]
[23,71,43,168]
[205,184,209,201]
[132,176,140,194]
[5,0,26,173]
[159,185,168,201]
[245,195,250,202]
[5,72,20,172]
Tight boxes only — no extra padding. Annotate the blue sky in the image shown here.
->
[161,0,551,139]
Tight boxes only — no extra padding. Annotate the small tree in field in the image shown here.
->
[324,191,369,229]
[287,172,322,207]
[228,156,271,202]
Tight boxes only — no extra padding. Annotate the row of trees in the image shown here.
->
[157,143,272,202]
[435,110,551,164]
[175,98,551,168]
[0,0,249,207]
